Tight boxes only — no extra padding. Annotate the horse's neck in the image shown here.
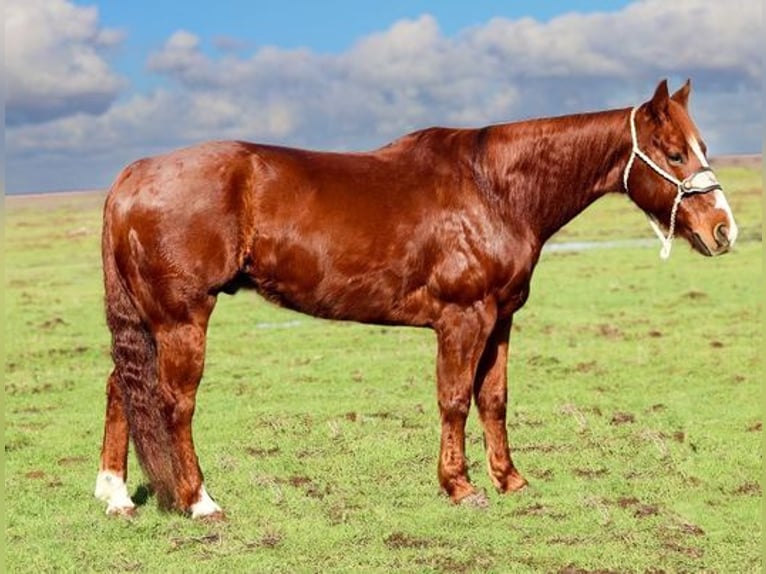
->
[483,109,631,243]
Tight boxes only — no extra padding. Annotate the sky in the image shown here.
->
[4,0,762,193]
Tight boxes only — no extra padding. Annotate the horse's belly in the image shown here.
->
[247,233,415,324]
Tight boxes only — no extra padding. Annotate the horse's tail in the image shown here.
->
[102,193,177,509]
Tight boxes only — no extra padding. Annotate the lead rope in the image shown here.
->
[647,189,683,259]
[623,106,684,260]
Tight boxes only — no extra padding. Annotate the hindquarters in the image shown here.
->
[97,142,254,515]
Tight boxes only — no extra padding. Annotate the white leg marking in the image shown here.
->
[190,484,222,518]
[94,470,135,515]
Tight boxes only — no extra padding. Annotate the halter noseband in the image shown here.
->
[623,106,722,259]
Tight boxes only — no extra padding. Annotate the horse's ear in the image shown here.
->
[647,79,670,120]
[671,78,691,109]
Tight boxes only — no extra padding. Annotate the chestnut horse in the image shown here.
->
[95,80,737,517]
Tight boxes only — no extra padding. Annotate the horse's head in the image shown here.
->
[623,79,738,258]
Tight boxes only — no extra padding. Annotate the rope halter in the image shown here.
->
[622,106,722,259]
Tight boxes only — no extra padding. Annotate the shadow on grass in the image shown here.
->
[131,484,153,507]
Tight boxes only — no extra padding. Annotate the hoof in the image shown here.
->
[456,490,490,509]
[497,471,529,493]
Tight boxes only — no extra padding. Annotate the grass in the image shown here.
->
[3,167,762,573]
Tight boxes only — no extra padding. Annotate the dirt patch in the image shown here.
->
[6,383,53,396]
[245,446,280,457]
[508,417,545,429]
[616,496,640,508]
[12,405,58,414]
[39,317,67,330]
[647,329,663,338]
[244,530,284,549]
[662,541,704,559]
[325,499,362,525]
[573,467,608,479]
[384,532,433,549]
[558,564,620,574]
[512,502,547,516]
[610,412,635,425]
[527,354,562,372]
[414,554,475,574]
[168,533,221,550]
[732,481,761,496]
[529,468,554,481]
[746,421,762,432]
[513,502,566,520]
[597,324,623,340]
[25,470,46,479]
[684,475,702,487]
[683,290,707,300]
[633,504,660,518]
[284,475,330,499]
[709,340,724,349]
[574,361,598,373]
[548,536,583,546]
[287,475,312,487]
[678,522,705,536]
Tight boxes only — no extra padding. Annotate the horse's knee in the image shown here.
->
[477,391,507,421]
[438,395,471,424]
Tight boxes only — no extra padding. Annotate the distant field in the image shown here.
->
[4,165,762,573]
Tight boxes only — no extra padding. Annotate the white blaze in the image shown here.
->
[714,188,739,245]
[688,136,710,168]
[688,135,739,246]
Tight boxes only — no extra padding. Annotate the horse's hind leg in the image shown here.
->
[154,307,223,518]
[94,371,135,515]
[473,316,528,493]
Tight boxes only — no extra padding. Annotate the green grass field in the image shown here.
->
[4,166,762,573]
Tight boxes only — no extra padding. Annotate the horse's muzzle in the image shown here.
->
[692,223,731,257]
[714,223,731,251]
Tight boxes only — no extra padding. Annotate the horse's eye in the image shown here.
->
[667,153,684,165]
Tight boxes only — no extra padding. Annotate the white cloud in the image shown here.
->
[5,0,126,126]
[5,0,761,192]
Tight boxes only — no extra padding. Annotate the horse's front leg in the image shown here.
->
[94,371,135,516]
[434,300,497,504]
[473,315,528,493]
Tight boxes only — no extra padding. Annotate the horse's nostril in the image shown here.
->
[714,224,730,248]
